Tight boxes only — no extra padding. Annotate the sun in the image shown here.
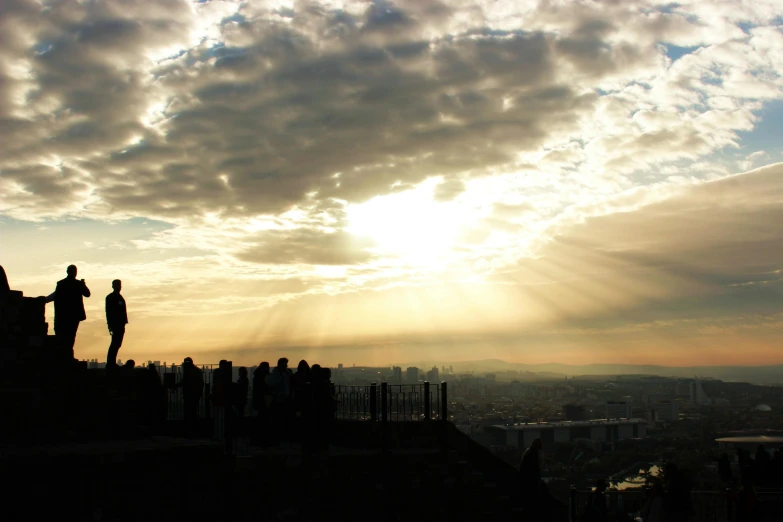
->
[346,180,468,266]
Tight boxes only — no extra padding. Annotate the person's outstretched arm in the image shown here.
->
[81,280,91,297]
[44,289,56,303]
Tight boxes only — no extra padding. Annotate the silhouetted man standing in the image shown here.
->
[105,279,128,367]
[173,357,203,438]
[45,265,90,359]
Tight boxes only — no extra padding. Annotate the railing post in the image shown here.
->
[204,382,211,421]
[380,382,389,453]
[569,485,577,522]
[381,382,388,423]
[370,382,377,421]
[424,381,431,421]
[441,382,448,421]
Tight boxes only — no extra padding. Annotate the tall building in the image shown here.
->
[392,366,402,385]
[689,379,709,405]
[427,366,439,383]
[606,400,632,420]
[405,367,419,385]
[338,363,344,369]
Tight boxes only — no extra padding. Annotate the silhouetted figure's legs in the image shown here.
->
[54,320,79,359]
[184,396,199,438]
[224,406,236,456]
[106,325,125,367]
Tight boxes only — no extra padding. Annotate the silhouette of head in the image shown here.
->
[67,265,77,278]
[183,357,193,366]
[260,361,270,371]
[324,367,332,381]
[297,360,310,374]
[112,279,121,292]
[277,358,288,370]
[311,364,322,381]
[239,366,248,378]
[124,360,135,369]
[531,438,543,451]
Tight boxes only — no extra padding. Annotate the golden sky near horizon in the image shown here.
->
[1,0,782,367]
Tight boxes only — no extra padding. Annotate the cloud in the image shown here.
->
[3,0,780,228]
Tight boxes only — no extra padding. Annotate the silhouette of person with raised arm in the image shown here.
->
[45,265,90,359]
[105,279,128,367]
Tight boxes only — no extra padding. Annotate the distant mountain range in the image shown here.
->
[400,359,783,385]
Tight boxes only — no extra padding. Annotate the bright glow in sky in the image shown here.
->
[1,0,782,367]
[346,179,479,266]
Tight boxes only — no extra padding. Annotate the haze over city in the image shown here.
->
[2,0,782,368]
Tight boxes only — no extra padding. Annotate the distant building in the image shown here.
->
[405,367,418,385]
[486,418,647,448]
[392,366,402,385]
[338,363,344,369]
[606,400,632,420]
[427,366,439,383]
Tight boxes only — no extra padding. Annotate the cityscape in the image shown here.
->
[79,354,783,514]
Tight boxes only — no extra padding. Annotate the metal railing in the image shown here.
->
[334,382,449,422]
[150,365,449,423]
[153,364,218,421]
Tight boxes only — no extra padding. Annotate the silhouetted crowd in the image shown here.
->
[171,356,338,457]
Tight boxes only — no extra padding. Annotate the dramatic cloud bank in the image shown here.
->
[1,0,782,364]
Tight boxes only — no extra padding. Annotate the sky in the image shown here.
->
[1,0,782,368]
